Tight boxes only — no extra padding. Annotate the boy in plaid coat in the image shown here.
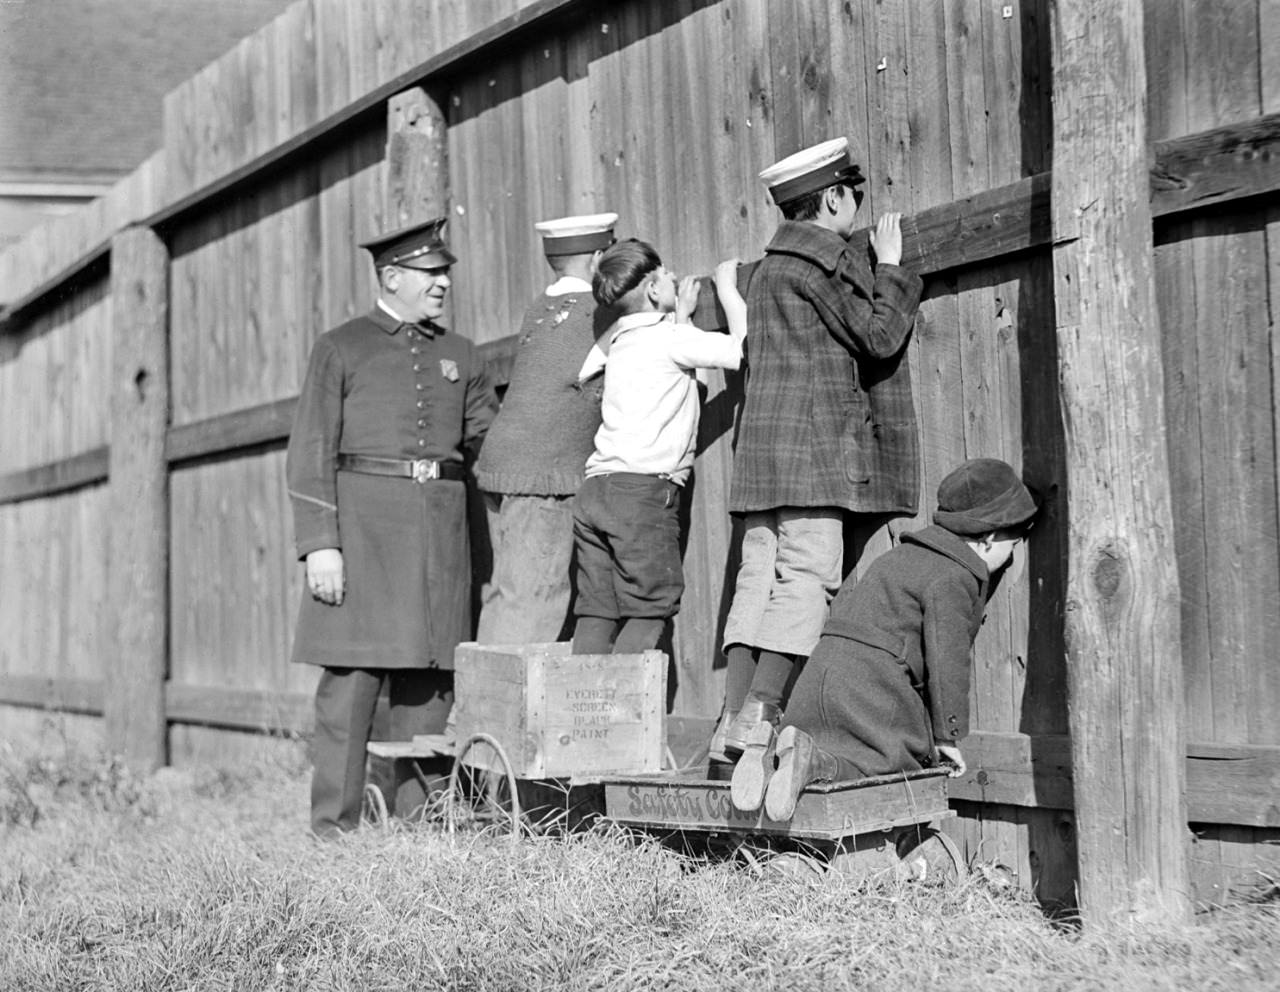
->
[713,137,924,762]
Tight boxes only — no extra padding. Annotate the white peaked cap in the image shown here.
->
[758,137,864,205]
[534,212,620,255]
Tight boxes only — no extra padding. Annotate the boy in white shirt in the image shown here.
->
[571,239,746,654]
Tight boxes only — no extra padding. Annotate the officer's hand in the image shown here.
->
[306,548,346,606]
[675,275,700,324]
[870,212,903,267]
[934,742,966,778]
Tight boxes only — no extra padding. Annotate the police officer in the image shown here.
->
[286,217,498,836]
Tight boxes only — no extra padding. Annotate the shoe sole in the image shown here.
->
[729,722,775,812]
[764,725,811,822]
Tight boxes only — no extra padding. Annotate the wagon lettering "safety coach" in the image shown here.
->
[624,784,745,823]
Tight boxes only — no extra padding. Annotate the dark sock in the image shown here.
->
[749,650,796,707]
[723,643,757,713]
[613,617,664,654]
[572,616,618,654]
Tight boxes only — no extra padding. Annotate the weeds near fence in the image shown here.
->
[1,739,1278,992]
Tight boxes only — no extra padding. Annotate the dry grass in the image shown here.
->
[2,739,1277,992]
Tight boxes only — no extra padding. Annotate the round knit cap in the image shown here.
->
[932,458,1038,535]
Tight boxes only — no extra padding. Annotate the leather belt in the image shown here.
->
[337,453,465,483]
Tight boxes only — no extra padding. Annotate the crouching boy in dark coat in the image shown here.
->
[730,458,1038,820]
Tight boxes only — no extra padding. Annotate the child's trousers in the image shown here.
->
[572,472,683,620]
[722,507,843,657]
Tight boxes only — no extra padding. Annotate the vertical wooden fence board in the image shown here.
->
[106,227,170,769]
[1192,219,1280,745]
[1154,221,1213,740]
[1262,0,1280,752]
[729,0,782,255]
[562,19,596,210]
[1052,0,1189,923]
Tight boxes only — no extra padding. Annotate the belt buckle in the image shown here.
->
[411,458,438,483]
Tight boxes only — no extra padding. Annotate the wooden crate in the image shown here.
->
[452,641,666,779]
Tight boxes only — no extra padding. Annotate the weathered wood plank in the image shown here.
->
[0,448,109,506]
[106,226,171,769]
[0,675,105,716]
[163,683,313,732]
[1051,0,1188,923]
[165,397,297,464]
[1151,114,1280,216]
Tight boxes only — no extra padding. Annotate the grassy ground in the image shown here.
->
[2,739,1278,992]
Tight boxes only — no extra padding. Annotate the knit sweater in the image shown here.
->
[474,288,604,495]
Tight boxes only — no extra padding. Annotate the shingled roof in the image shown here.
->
[0,0,296,183]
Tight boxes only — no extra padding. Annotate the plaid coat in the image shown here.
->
[729,221,923,514]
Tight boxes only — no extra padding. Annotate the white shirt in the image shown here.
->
[579,311,744,484]
[545,275,592,296]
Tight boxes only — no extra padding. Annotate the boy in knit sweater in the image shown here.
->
[570,240,747,655]
[730,458,1039,819]
[474,213,618,644]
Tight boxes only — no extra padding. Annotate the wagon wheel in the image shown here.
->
[445,732,522,840]
[827,833,903,882]
[763,851,828,880]
[362,782,389,826]
[895,825,968,884]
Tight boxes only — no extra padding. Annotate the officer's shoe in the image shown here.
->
[729,721,776,812]
[722,696,781,755]
[764,726,838,822]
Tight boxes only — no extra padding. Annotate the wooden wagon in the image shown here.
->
[600,766,966,882]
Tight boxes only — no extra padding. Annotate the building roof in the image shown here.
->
[0,0,296,184]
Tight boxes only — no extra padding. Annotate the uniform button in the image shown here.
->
[948,716,957,724]
[411,347,420,355]
[413,364,422,372]
[417,418,427,428]
[416,383,424,391]
[417,439,427,447]
[417,400,426,409]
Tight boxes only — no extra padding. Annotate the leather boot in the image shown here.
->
[706,709,738,765]
[722,695,781,755]
[764,726,839,822]
[729,721,776,812]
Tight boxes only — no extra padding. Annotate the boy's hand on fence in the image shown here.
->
[306,548,346,606]
[935,743,966,778]
[675,275,700,324]
[870,212,903,266]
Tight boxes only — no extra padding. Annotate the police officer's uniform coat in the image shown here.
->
[287,306,497,669]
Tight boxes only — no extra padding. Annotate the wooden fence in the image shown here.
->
[1,0,1277,916]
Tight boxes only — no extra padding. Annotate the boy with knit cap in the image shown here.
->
[728,458,1039,820]
[474,213,618,644]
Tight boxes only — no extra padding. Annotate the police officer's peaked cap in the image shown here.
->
[360,216,457,269]
[534,212,619,256]
[759,137,865,206]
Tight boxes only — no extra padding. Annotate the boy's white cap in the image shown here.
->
[759,137,865,206]
[534,212,619,256]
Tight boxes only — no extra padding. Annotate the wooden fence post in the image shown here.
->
[106,225,171,769]
[386,87,448,226]
[1049,0,1190,923]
